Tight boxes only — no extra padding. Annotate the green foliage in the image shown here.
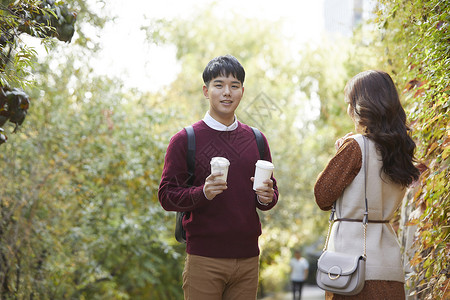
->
[0,0,105,144]
[0,86,30,134]
[0,1,185,298]
[375,0,449,298]
[0,52,184,298]
[0,0,76,87]
[18,0,77,43]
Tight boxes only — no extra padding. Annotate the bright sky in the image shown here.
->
[93,0,326,92]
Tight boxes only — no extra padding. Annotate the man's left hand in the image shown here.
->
[251,177,274,205]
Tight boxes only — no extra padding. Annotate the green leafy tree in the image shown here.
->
[0,1,132,298]
[0,48,185,298]
[0,0,77,144]
[372,1,449,299]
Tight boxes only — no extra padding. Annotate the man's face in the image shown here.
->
[203,74,244,126]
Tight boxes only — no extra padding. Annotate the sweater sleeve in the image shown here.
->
[314,138,362,211]
[158,130,208,212]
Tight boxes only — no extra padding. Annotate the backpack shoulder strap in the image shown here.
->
[251,126,265,159]
[184,126,195,186]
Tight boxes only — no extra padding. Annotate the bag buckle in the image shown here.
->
[327,265,342,280]
[328,273,340,280]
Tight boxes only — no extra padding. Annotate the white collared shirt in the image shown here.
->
[203,111,238,131]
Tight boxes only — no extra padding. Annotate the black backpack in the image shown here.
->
[174,125,266,243]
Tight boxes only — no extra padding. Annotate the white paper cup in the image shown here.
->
[253,160,274,190]
[210,157,230,182]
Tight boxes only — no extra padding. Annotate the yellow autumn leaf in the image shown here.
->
[427,142,439,155]
[442,145,450,160]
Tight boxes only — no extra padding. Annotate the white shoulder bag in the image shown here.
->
[316,137,370,296]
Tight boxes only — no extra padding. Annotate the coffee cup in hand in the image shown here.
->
[210,157,230,182]
[253,160,274,190]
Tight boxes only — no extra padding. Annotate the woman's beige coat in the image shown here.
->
[328,134,406,282]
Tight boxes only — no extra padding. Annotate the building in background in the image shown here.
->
[323,0,376,38]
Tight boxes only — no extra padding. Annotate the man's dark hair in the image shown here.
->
[202,55,245,87]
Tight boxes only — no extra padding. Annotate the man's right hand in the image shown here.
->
[203,172,227,200]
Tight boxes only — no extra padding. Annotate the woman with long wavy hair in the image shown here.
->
[314,70,420,299]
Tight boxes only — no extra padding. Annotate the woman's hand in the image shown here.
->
[335,132,354,151]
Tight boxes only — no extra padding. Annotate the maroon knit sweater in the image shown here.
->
[158,120,279,258]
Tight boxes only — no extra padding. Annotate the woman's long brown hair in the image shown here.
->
[345,70,420,186]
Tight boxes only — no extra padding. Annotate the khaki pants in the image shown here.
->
[182,254,259,300]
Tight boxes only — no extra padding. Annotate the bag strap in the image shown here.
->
[251,126,265,159]
[323,136,369,258]
[184,126,196,186]
[363,137,369,225]
[362,136,368,258]
[174,127,195,244]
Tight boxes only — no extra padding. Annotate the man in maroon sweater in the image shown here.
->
[158,55,278,299]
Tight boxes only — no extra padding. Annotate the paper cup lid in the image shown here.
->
[255,160,274,170]
[210,157,230,167]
